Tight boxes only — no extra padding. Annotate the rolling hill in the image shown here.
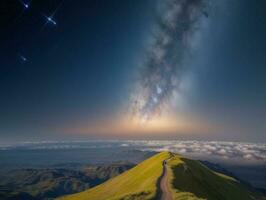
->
[58,151,266,200]
[57,151,169,200]
[0,163,133,200]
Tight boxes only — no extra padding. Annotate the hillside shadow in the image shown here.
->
[170,158,257,200]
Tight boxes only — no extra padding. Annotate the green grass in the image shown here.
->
[167,154,266,200]
[57,152,266,200]
[57,152,170,200]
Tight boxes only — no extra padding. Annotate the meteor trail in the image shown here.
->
[44,15,57,25]
[19,0,29,9]
[41,0,66,28]
[18,54,27,62]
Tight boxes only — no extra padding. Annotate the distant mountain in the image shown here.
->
[200,160,266,195]
[83,162,133,181]
[57,152,266,200]
[199,160,237,180]
[0,163,134,200]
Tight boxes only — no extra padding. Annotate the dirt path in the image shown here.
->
[160,160,173,200]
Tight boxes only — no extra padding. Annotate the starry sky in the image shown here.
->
[0,0,265,142]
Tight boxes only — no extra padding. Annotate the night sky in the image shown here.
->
[0,0,265,142]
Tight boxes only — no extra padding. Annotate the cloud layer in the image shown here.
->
[2,140,265,164]
[125,140,266,163]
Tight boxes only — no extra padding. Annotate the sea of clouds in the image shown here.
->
[124,140,266,164]
[1,140,265,164]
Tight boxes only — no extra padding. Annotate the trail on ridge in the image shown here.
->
[160,160,173,200]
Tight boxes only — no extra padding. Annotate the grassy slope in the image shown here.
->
[167,154,265,200]
[57,152,265,200]
[58,152,170,200]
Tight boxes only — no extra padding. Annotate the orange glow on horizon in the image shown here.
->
[64,113,215,138]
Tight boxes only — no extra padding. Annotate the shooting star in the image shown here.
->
[19,0,30,9]
[41,0,66,28]
[44,15,57,25]
[18,53,28,62]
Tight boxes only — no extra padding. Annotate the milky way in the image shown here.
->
[130,0,209,122]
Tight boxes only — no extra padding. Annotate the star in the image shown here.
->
[19,0,30,9]
[45,15,57,25]
[18,54,28,62]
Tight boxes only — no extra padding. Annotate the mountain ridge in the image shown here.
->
[58,151,266,200]
[0,163,134,200]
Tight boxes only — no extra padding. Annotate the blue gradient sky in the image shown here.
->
[0,0,265,142]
